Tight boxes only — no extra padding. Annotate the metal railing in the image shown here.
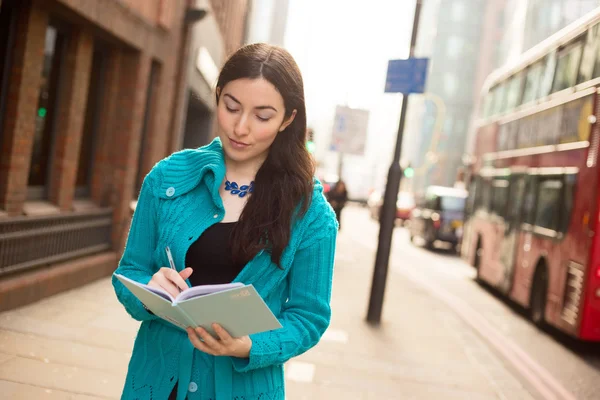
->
[0,208,113,276]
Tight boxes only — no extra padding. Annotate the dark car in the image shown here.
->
[409,186,467,251]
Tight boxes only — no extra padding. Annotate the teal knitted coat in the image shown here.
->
[112,138,338,400]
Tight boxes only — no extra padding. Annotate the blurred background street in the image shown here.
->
[2,205,600,399]
[4,0,600,398]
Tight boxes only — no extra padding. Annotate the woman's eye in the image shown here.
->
[226,106,239,113]
[256,115,271,122]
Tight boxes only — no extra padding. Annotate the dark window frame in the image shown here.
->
[551,39,585,93]
[0,0,19,137]
[522,173,576,240]
[491,177,510,218]
[27,20,70,201]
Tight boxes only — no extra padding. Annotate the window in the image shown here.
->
[451,1,466,21]
[523,177,537,225]
[534,178,563,231]
[552,42,584,93]
[477,177,492,211]
[441,196,466,212]
[28,24,67,199]
[505,73,524,111]
[466,178,478,215]
[522,61,544,104]
[482,92,494,118]
[443,73,458,97]
[0,0,18,135]
[506,176,527,226]
[75,47,107,197]
[577,25,598,84]
[561,174,577,232]
[425,194,440,210]
[447,36,464,58]
[135,61,160,195]
[491,178,509,217]
[539,51,557,98]
[492,83,507,115]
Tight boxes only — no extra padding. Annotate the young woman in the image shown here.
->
[112,43,338,400]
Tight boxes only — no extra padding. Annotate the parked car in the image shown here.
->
[395,192,416,223]
[409,186,467,251]
[368,190,415,224]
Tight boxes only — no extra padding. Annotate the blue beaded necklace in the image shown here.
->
[224,176,255,198]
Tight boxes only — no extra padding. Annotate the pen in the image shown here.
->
[165,246,182,293]
[165,246,177,271]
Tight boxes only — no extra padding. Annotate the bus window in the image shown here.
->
[466,177,478,215]
[491,178,509,218]
[482,91,494,118]
[522,61,544,105]
[578,25,599,84]
[480,178,492,211]
[506,73,524,111]
[539,51,558,98]
[552,42,584,93]
[534,179,563,232]
[523,177,537,226]
[492,83,507,115]
[561,174,577,233]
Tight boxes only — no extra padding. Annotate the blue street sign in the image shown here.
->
[384,58,429,94]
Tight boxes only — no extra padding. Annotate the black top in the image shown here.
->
[185,221,244,286]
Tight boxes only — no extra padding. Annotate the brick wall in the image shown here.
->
[0,0,47,214]
[0,0,190,309]
[48,29,94,210]
[209,0,250,56]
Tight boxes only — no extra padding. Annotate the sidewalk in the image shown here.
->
[0,227,536,399]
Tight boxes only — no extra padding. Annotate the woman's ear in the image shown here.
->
[279,109,297,132]
[216,86,221,99]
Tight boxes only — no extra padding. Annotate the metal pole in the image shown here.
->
[367,0,423,325]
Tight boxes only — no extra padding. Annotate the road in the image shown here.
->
[341,204,600,400]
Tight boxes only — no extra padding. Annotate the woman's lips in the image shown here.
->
[229,138,250,149]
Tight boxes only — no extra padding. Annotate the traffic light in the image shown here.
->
[403,166,414,178]
[306,128,315,154]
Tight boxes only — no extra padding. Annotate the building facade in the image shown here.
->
[0,0,218,311]
[405,0,486,192]
[177,0,251,150]
[245,0,290,46]
[407,0,600,192]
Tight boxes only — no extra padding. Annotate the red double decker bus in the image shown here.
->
[462,9,600,341]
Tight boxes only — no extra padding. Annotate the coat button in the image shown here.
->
[166,187,175,197]
[213,214,218,219]
[188,381,198,392]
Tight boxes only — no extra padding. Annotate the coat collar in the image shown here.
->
[155,138,226,207]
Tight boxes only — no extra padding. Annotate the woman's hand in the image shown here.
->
[187,323,252,358]
[148,267,193,298]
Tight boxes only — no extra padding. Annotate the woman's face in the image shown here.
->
[217,78,296,165]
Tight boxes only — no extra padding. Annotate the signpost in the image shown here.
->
[366,0,427,325]
[330,105,370,156]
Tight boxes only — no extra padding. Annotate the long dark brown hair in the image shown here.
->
[216,43,314,268]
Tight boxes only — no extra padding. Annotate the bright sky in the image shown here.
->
[284,0,416,196]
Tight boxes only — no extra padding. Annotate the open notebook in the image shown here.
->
[115,274,282,338]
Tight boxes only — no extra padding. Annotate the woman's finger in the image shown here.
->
[155,274,182,298]
[165,268,190,292]
[187,328,214,355]
[195,327,223,353]
[213,323,233,342]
